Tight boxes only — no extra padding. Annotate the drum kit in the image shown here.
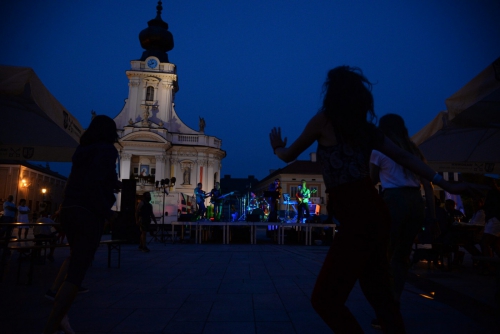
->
[245,196,270,221]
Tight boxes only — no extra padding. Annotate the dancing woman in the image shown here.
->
[368,113,435,329]
[44,115,121,334]
[269,66,486,333]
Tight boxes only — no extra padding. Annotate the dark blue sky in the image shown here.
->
[2,1,499,180]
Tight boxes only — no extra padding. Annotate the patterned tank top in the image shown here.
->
[317,125,383,189]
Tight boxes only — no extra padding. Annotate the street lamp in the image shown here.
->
[41,188,47,200]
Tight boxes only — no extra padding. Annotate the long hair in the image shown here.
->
[378,113,423,179]
[80,115,118,147]
[320,66,376,146]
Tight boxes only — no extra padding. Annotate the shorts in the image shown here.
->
[60,205,104,286]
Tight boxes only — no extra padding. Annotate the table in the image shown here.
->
[100,239,127,268]
[7,241,70,284]
[0,222,60,227]
[1,221,60,282]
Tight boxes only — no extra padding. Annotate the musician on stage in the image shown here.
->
[210,182,223,221]
[194,183,208,220]
[296,179,311,223]
[268,178,282,222]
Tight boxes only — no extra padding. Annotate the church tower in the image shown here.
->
[114,1,226,217]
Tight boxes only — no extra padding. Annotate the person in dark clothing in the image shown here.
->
[269,66,488,333]
[267,179,282,222]
[43,115,121,334]
[481,179,500,267]
[209,182,223,221]
[194,183,208,220]
[136,192,157,252]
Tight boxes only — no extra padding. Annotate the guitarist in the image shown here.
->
[296,179,313,223]
[194,183,210,220]
[210,182,223,221]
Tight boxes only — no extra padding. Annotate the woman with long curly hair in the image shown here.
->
[269,66,486,333]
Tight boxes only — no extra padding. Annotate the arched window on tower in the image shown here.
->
[146,86,154,101]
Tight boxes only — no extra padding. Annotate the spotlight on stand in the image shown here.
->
[155,180,160,190]
[170,177,176,187]
[161,179,169,195]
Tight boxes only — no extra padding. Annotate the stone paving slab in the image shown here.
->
[0,238,499,333]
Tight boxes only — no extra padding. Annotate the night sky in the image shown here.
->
[2,0,499,180]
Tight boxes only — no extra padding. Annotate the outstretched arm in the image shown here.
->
[378,137,488,196]
[270,113,323,163]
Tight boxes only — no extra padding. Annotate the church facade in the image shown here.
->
[113,2,225,215]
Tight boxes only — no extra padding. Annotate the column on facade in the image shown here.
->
[194,158,205,207]
[141,81,148,105]
[119,153,132,181]
[128,79,140,122]
[154,155,166,184]
[153,82,159,104]
[194,158,206,189]
[169,157,177,185]
[162,81,173,124]
[207,159,216,190]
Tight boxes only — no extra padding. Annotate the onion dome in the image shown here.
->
[138,1,174,62]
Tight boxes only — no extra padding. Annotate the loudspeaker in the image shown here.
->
[112,211,140,243]
[121,179,136,213]
[179,214,194,222]
[112,179,139,243]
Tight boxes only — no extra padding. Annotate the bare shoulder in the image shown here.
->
[308,112,328,126]
[312,112,336,146]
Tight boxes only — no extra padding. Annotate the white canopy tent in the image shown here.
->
[0,65,83,162]
[413,57,500,174]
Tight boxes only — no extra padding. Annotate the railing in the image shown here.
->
[177,135,199,143]
[174,134,222,149]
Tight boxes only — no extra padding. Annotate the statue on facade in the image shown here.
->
[199,116,206,133]
[182,167,190,185]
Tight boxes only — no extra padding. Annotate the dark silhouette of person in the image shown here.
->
[269,66,487,333]
[43,115,122,334]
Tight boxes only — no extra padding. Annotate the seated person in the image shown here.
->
[457,198,485,258]
[33,214,59,262]
[481,178,500,274]
[434,199,467,265]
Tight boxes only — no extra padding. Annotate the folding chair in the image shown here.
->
[148,221,161,244]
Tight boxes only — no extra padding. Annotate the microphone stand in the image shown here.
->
[155,179,169,244]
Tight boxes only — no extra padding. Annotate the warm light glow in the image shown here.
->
[419,293,434,300]
[22,179,28,187]
[42,188,47,194]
